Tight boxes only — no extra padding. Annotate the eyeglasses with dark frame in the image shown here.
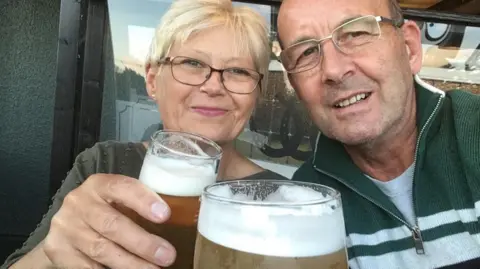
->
[157,56,263,94]
[280,15,404,74]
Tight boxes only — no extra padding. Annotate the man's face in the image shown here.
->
[277,0,423,146]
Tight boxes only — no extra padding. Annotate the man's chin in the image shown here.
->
[326,128,380,147]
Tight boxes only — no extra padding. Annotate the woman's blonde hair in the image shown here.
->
[146,0,271,84]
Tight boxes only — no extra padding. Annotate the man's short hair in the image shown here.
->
[277,0,405,49]
[388,0,404,23]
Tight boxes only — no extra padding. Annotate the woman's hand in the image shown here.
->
[42,174,176,269]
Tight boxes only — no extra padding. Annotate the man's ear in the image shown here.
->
[401,20,423,75]
[145,62,158,98]
[286,72,304,102]
[283,71,299,99]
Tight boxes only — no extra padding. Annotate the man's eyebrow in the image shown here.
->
[287,36,318,48]
[337,14,364,28]
[285,14,364,48]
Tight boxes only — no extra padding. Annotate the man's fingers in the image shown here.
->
[83,202,176,267]
[90,174,171,223]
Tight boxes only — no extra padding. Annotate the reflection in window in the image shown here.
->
[418,21,480,93]
[101,0,480,171]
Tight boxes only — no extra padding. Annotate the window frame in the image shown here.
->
[49,0,480,197]
[49,0,108,197]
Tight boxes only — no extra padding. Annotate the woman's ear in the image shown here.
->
[145,62,158,99]
[401,20,423,75]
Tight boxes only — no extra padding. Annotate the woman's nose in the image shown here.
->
[200,71,226,95]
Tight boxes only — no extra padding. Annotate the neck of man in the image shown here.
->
[344,95,418,182]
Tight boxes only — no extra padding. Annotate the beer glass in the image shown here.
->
[135,130,222,269]
[194,180,348,269]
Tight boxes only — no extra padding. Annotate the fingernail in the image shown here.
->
[151,202,169,220]
[155,245,175,266]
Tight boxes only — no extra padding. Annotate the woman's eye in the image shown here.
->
[182,59,203,67]
[228,68,251,76]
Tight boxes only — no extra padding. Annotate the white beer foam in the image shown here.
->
[139,154,216,196]
[198,185,346,257]
[165,135,210,158]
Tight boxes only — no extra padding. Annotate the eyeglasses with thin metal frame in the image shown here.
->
[280,15,404,74]
[157,56,263,94]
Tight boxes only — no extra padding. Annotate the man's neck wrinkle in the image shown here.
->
[344,128,417,182]
[357,159,410,182]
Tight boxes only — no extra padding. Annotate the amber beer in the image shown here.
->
[121,194,201,269]
[131,131,221,269]
[193,180,348,269]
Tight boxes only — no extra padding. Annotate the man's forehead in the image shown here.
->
[278,0,389,46]
[279,0,387,16]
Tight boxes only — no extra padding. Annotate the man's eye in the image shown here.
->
[346,31,370,39]
[337,30,375,45]
[302,46,319,57]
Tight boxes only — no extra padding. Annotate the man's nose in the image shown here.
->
[320,41,355,85]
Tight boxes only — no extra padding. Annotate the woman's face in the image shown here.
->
[146,27,260,145]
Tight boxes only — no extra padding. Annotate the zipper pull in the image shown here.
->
[412,228,425,255]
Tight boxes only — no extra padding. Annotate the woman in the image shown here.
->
[3,0,285,268]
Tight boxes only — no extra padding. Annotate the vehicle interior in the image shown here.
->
[1,0,479,262]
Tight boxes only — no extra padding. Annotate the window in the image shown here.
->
[416,20,479,92]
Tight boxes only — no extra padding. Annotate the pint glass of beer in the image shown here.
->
[194,180,348,269]
[137,130,222,269]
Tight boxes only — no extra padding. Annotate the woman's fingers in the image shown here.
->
[42,174,177,268]
[83,202,176,267]
[73,227,164,269]
[43,227,103,269]
[89,174,171,223]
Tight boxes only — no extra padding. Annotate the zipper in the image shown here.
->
[412,228,425,254]
[313,166,426,254]
[313,94,444,256]
[313,166,415,228]
[409,94,444,254]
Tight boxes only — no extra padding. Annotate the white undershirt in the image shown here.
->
[366,164,416,226]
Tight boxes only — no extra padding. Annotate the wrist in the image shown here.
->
[9,242,54,269]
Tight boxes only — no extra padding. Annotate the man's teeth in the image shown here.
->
[335,93,369,108]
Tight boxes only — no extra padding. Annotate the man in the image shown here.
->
[277,0,480,268]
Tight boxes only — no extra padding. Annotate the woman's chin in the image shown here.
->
[177,127,230,145]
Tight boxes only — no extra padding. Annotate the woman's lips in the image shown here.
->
[192,107,228,117]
